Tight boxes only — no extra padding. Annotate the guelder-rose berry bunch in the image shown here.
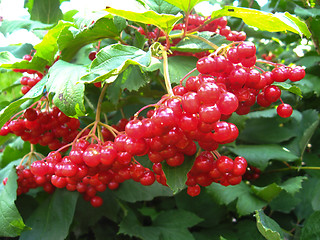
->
[18,73,43,94]
[114,74,246,196]
[0,106,81,150]
[16,165,55,196]
[138,15,246,59]
[29,138,155,207]
[195,41,305,117]
[13,54,45,95]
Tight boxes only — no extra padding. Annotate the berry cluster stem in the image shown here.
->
[267,166,320,173]
[162,49,174,96]
[186,34,219,50]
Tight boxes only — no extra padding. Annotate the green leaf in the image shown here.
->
[153,209,203,239]
[272,82,302,97]
[228,145,299,170]
[143,0,181,14]
[246,109,277,118]
[238,118,296,144]
[34,21,73,65]
[0,51,49,73]
[46,60,86,117]
[172,32,230,52]
[251,177,306,202]
[160,56,199,84]
[30,0,63,24]
[251,183,282,203]
[119,209,202,240]
[163,0,208,13]
[175,189,227,228]
[20,189,79,240]
[207,182,266,216]
[294,177,320,220]
[119,209,161,240]
[0,43,34,59]
[0,71,22,103]
[73,11,110,29]
[0,20,51,35]
[73,190,120,229]
[113,180,173,203]
[255,209,285,240]
[58,15,123,61]
[293,74,320,97]
[162,155,195,194]
[63,10,79,22]
[0,164,28,237]
[301,211,320,240]
[295,56,320,68]
[0,71,21,90]
[107,65,150,104]
[294,5,320,18]
[1,139,30,168]
[81,44,153,83]
[211,6,311,38]
[270,191,301,213]
[280,176,306,195]
[0,77,45,129]
[105,7,182,34]
[285,110,319,157]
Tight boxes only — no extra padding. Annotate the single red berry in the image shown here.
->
[89,51,97,61]
[237,41,256,59]
[217,156,234,174]
[187,184,201,197]
[289,66,305,82]
[90,196,103,207]
[277,103,293,118]
[197,82,221,105]
[264,85,281,103]
[216,92,239,115]
[83,147,101,167]
[181,92,200,114]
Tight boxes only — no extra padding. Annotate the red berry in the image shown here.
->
[217,92,239,115]
[90,196,103,207]
[83,147,101,167]
[197,82,221,105]
[237,41,256,59]
[182,92,200,114]
[288,66,305,82]
[277,103,293,118]
[187,185,201,197]
[89,51,97,61]
[217,156,234,174]
[264,85,281,102]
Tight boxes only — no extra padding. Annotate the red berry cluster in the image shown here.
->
[0,106,81,150]
[173,15,246,41]
[262,53,276,61]
[104,76,247,196]
[19,74,43,94]
[195,41,305,117]
[12,54,45,95]
[243,165,261,181]
[138,15,246,59]
[16,165,55,196]
[29,138,155,207]
[152,152,248,196]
